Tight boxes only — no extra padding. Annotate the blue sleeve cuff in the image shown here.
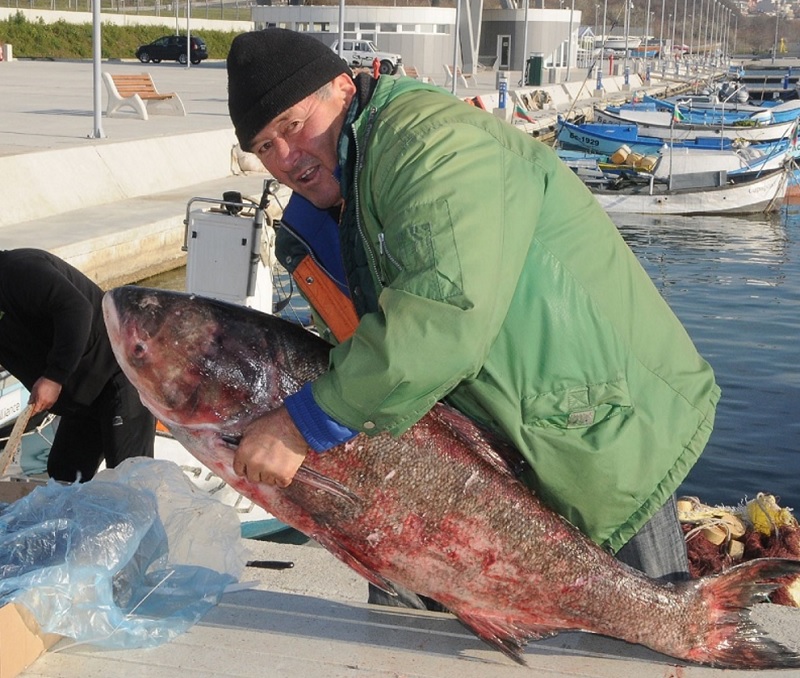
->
[284,383,358,453]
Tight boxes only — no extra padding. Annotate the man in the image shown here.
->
[0,248,155,482]
[225,29,720,588]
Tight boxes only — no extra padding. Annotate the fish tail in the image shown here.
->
[690,557,800,668]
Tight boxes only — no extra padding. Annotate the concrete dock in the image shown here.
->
[0,57,692,287]
[9,56,800,678]
[18,536,800,678]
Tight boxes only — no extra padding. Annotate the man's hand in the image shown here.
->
[232,407,308,487]
[29,377,62,414]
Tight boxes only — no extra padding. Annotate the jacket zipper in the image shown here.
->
[377,233,404,272]
[353,106,387,287]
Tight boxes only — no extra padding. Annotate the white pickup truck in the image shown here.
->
[330,39,402,75]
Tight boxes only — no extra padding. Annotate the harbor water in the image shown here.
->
[142,206,800,510]
[616,204,800,509]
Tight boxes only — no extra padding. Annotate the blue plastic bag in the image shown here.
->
[0,457,246,648]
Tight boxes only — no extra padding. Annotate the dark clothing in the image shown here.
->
[0,249,155,481]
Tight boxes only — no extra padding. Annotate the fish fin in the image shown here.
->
[454,611,559,666]
[687,557,800,668]
[434,403,526,480]
[311,532,399,597]
[294,466,362,505]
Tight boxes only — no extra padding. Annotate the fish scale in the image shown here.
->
[103,286,800,669]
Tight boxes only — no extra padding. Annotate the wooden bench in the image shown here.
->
[442,64,473,89]
[399,65,434,84]
[102,72,186,121]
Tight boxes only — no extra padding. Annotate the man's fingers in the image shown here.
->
[232,456,246,477]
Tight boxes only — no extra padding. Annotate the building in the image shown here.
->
[251,3,581,79]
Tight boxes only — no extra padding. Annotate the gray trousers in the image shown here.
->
[367,494,689,611]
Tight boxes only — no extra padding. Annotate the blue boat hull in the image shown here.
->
[557,120,738,155]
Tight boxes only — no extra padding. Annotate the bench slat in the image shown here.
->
[104,71,186,120]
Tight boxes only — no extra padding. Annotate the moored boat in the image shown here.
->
[644,94,800,125]
[556,119,790,157]
[594,106,798,143]
[559,140,793,186]
[589,167,789,215]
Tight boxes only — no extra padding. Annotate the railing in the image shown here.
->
[2,0,253,21]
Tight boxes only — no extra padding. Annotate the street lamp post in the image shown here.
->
[623,0,631,77]
[566,0,575,81]
[668,13,672,58]
[598,0,608,89]
[772,0,781,64]
[681,0,688,55]
[713,0,720,64]
[451,0,461,95]
[696,0,703,60]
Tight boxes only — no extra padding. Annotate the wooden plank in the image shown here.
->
[109,74,176,101]
[0,404,32,476]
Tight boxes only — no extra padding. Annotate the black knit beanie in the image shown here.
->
[227,29,350,151]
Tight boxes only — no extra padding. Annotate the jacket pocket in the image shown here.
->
[378,201,464,302]
[521,378,632,430]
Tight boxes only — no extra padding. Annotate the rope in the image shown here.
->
[0,410,56,477]
[0,404,33,476]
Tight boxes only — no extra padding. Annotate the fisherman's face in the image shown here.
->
[250,74,356,210]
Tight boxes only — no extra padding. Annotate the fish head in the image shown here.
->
[102,286,283,431]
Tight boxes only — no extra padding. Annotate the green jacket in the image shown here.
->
[280,76,720,553]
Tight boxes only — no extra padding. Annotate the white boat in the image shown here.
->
[560,139,793,181]
[594,106,799,143]
[651,144,793,177]
[590,167,789,215]
[0,367,26,431]
[596,36,642,52]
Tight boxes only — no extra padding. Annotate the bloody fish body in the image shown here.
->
[103,287,800,669]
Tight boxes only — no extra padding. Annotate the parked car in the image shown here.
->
[136,35,208,65]
[330,39,402,75]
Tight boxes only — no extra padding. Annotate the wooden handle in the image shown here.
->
[0,404,34,477]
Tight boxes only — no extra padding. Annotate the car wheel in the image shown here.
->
[138,52,150,63]
[379,60,394,75]
[153,59,161,64]
[178,53,188,65]
[191,58,201,65]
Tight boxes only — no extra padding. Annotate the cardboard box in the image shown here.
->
[0,479,60,678]
[0,603,61,678]
[0,478,47,505]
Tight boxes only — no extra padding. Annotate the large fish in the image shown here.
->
[103,286,800,669]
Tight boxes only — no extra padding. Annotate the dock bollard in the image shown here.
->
[492,73,512,122]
